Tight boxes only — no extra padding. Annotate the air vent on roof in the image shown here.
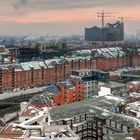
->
[39,63,44,68]
[29,64,34,68]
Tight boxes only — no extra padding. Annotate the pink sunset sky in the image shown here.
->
[0,0,140,35]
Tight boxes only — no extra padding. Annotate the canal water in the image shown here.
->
[0,105,20,118]
[0,92,41,119]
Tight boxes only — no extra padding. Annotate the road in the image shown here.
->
[0,86,47,101]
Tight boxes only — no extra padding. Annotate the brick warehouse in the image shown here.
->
[0,58,96,93]
[0,46,140,93]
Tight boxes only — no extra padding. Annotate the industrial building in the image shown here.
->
[0,57,95,93]
[85,20,124,42]
[0,46,140,93]
[73,47,140,70]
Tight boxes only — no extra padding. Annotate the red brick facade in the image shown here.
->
[0,54,140,92]
[32,78,84,107]
[97,55,140,71]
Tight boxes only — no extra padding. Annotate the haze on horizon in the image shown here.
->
[0,0,140,36]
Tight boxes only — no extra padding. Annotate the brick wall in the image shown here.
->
[1,54,140,92]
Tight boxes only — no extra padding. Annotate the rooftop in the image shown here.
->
[45,58,65,68]
[21,61,47,70]
[0,63,22,71]
[104,133,140,140]
[30,79,78,105]
[59,80,75,89]
[72,47,127,58]
[44,125,80,139]
[49,96,137,128]
[0,123,26,138]
[0,123,79,140]
[126,101,140,112]
[102,82,126,89]
[20,104,45,117]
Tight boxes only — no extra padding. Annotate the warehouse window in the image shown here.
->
[78,125,82,131]
[83,131,87,137]
[45,117,48,122]
[88,123,92,128]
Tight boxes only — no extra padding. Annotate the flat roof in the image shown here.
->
[49,96,135,127]
[105,133,139,140]
[44,125,79,138]
[102,82,126,89]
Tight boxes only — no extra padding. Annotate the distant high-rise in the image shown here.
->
[85,20,124,42]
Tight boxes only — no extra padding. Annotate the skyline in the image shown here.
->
[0,0,140,36]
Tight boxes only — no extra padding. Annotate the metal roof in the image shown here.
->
[20,61,47,70]
[45,58,65,68]
[0,55,3,62]
[0,63,22,71]
[74,47,127,58]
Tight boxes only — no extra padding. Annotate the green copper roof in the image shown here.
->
[8,56,13,61]
[21,61,47,71]
[0,55,4,62]
[64,55,91,62]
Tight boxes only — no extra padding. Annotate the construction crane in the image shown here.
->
[117,16,132,22]
[97,11,117,46]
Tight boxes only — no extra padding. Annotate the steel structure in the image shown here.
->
[97,11,116,46]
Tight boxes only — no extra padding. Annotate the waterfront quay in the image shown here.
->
[0,86,46,108]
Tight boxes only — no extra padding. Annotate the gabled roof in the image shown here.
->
[74,47,126,58]
[45,58,65,68]
[20,61,47,70]
[20,104,44,117]
[0,64,22,71]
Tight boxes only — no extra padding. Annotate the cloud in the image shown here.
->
[0,0,139,36]
[12,0,140,11]
[14,9,97,24]
[13,0,27,10]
